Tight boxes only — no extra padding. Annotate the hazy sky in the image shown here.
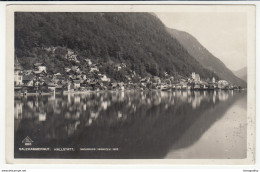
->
[156,12,247,71]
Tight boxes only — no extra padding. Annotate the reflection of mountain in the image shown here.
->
[14,91,245,158]
[167,91,246,152]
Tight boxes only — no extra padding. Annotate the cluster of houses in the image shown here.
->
[138,72,238,91]
[14,56,242,96]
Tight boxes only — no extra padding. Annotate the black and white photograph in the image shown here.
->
[6,4,255,163]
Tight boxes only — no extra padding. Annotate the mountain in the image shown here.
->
[15,12,218,81]
[233,67,247,82]
[167,28,247,87]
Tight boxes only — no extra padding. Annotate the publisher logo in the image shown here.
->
[22,136,33,146]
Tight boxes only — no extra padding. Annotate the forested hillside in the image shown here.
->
[15,12,218,80]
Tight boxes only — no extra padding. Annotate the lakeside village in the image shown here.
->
[14,57,244,96]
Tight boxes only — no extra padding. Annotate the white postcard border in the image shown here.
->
[5,3,256,165]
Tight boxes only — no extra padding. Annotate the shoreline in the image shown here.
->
[14,88,246,97]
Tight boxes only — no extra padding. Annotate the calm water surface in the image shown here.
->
[14,90,247,159]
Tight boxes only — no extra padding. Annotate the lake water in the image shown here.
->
[14,90,247,159]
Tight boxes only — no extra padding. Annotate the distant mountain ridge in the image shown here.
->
[233,67,247,82]
[167,28,247,87]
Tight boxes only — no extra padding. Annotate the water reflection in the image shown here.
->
[14,90,246,159]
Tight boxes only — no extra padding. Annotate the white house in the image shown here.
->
[218,80,229,89]
[68,55,79,63]
[72,66,80,72]
[192,72,196,80]
[73,79,81,89]
[114,63,126,71]
[67,49,74,56]
[90,66,99,73]
[22,74,35,86]
[64,67,71,73]
[34,63,47,73]
[100,75,111,82]
[191,72,200,82]
[85,59,92,66]
[14,70,23,86]
[195,74,200,82]
[14,57,23,86]
[212,77,216,83]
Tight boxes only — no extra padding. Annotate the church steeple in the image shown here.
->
[14,56,23,71]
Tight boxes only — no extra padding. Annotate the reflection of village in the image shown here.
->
[15,89,237,141]
[14,56,244,96]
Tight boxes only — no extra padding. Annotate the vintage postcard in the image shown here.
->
[5,4,256,164]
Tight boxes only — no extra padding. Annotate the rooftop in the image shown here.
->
[23,74,35,81]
